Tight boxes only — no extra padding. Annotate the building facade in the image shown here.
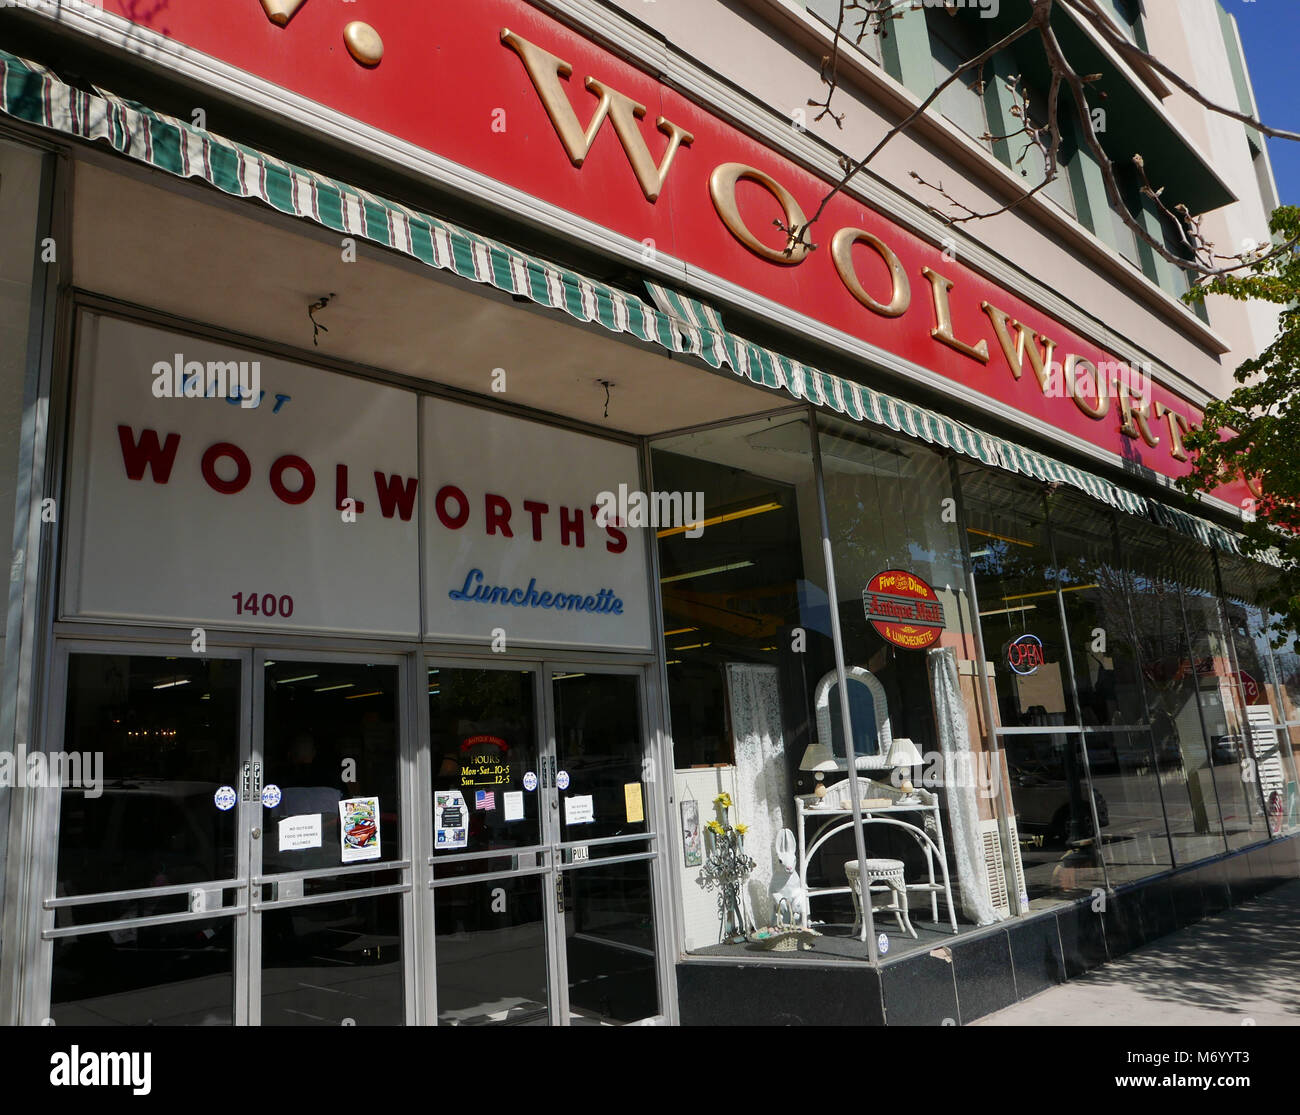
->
[0,0,1295,1026]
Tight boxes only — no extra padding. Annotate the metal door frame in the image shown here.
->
[421,653,670,1026]
[31,638,255,1025]
[249,646,417,1026]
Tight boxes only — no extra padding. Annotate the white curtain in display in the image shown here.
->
[726,663,792,926]
[927,646,1000,926]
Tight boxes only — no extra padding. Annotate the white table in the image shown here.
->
[794,793,958,933]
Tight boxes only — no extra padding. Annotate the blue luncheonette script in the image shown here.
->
[449,569,624,615]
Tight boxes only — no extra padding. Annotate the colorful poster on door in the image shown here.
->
[339,797,381,863]
[435,790,469,851]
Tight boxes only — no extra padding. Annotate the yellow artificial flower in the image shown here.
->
[706,820,725,836]
[713,792,733,809]
[735,823,749,835]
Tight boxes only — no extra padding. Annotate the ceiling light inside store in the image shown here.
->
[657,501,782,539]
[661,560,754,584]
[1003,583,1100,602]
[314,683,355,692]
[152,679,190,689]
[967,527,1035,548]
[673,642,713,651]
[664,627,699,637]
[277,674,319,684]
[979,604,1038,618]
[345,690,382,700]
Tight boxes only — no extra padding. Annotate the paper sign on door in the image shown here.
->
[624,783,644,823]
[279,814,322,852]
[435,790,469,850]
[339,797,382,863]
[503,791,525,822]
[564,795,595,825]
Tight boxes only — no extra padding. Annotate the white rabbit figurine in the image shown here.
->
[770,828,809,928]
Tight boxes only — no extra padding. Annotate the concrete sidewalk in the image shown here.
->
[975,880,1300,1026]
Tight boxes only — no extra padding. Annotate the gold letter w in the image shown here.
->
[501,29,693,203]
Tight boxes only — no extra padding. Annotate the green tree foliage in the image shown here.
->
[1181,206,1300,646]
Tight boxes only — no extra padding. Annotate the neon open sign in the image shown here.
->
[1007,634,1046,676]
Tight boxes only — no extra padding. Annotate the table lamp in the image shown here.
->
[886,737,923,799]
[799,743,839,801]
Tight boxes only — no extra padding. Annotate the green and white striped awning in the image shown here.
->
[0,49,1270,564]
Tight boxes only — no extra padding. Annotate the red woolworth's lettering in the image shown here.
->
[485,493,514,537]
[374,473,419,521]
[201,442,252,495]
[117,426,181,483]
[269,454,316,505]
[559,505,585,548]
[523,499,548,542]
[336,464,365,514]
[435,484,470,529]
[591,505,628,554]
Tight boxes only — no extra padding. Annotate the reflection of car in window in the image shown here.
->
[57,780,230,899]
[1009,764,1110,847]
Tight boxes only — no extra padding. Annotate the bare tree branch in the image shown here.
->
[798,0,1300,282]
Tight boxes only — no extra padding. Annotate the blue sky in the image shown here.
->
[1224,0,1300,206]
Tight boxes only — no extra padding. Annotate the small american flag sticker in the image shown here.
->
[475,790,496,811]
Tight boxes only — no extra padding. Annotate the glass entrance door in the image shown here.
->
[548,669,661,1025]
[252,655,409,1026]
[426,661,663,1026]
[41,646,412,1026]
[44,646,250,1025]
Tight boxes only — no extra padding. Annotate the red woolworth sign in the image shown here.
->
[863,570,946,651]
[97,0,1255,509]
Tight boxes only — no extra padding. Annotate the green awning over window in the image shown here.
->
[0,49,1271,566]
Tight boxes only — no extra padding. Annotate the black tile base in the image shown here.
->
[881,949,958,1026]
[674,836,1300,1025]
[951,931,1017,1023]
[1007,914,1065,998]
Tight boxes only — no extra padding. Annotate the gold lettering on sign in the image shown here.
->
[709,163,810,265]
[981,302,1058,396]
[501,29,693,203]
[1066,354,1110,420]
[1154,402,1191,461]
[922,269,989,364]
[1116,375,1160,447]
[832,229,910,316]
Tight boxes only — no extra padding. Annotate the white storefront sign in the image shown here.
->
[65,314,422,635]
[420,396,651,650]
[64,314,651,650]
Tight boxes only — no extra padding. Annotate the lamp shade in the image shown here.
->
[885,737,923,767]
[799,743,840,772]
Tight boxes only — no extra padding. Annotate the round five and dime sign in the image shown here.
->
[863,570,946,651]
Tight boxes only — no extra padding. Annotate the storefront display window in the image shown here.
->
[819,419,1011,937]
[1218,554,1300,838]
[1117,521,1229,865]
[1180,549,1272,850]
[959,465,1103,904]
[652,415,836,955]
[1046,491,1174,887]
